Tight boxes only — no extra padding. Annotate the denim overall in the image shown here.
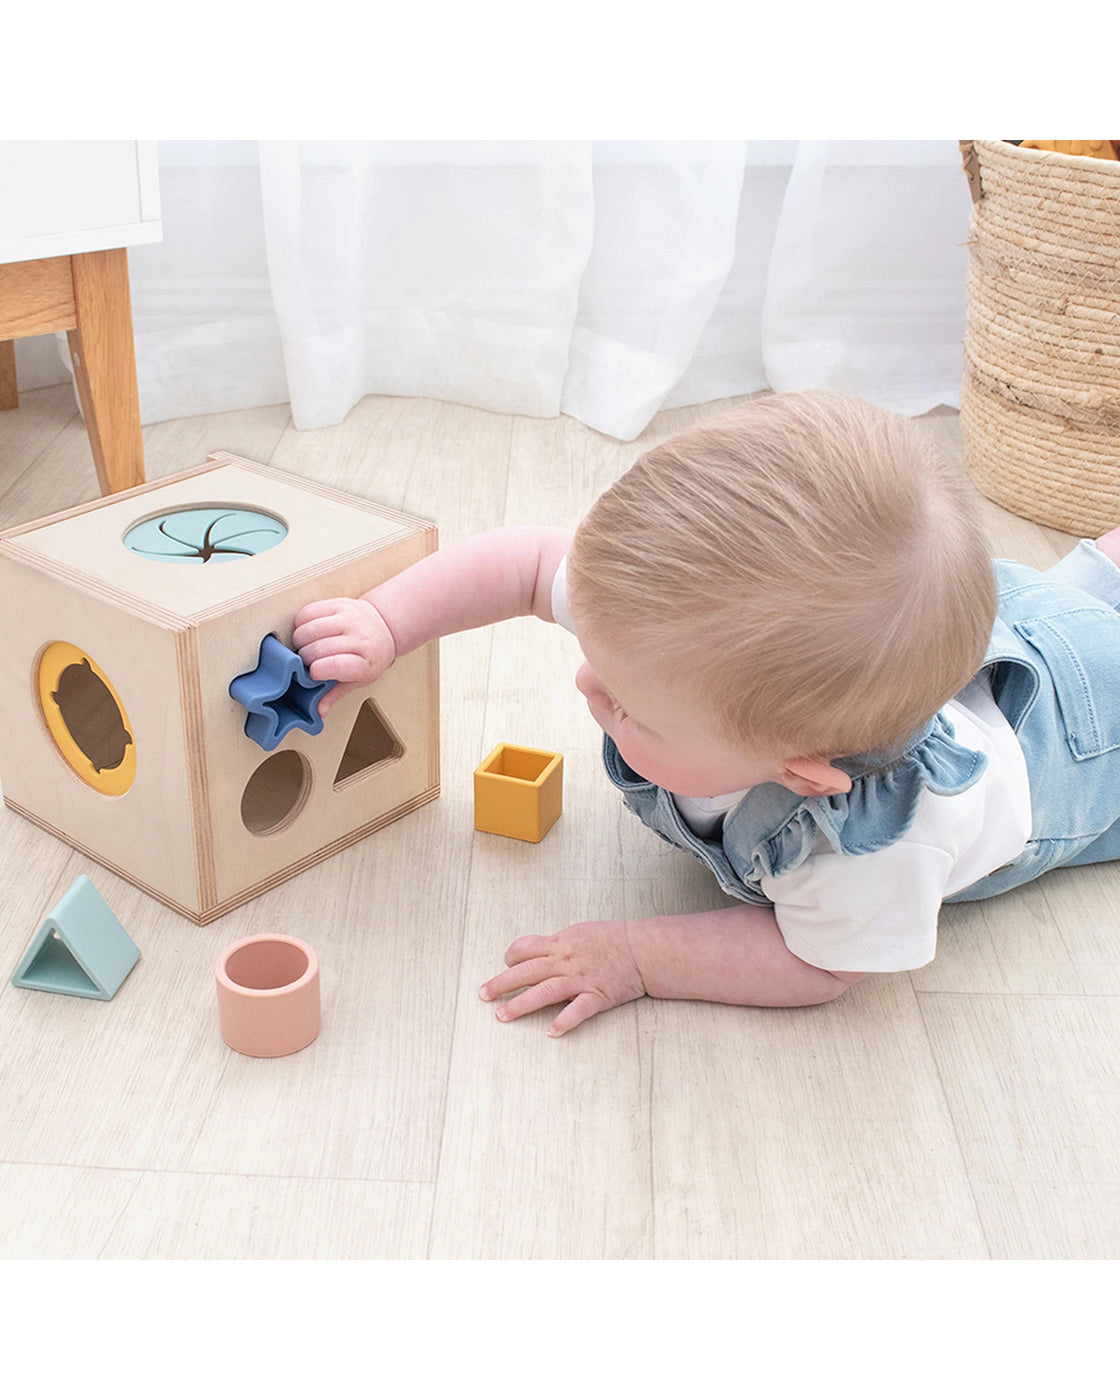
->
[602,543,1120,907]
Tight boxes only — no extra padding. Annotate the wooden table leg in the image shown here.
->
[67,248,145,495]
[0,339,17,411]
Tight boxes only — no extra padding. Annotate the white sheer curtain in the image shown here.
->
[18,140,973,441]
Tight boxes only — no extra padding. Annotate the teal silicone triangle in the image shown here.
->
[11,876,140,1001]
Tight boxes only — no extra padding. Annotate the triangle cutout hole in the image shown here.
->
[334,699,405,788]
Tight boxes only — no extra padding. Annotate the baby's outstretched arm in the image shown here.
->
[294,526,571,714]
[479,904,867,1037]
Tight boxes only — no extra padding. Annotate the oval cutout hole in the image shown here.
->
[241,750,311,836]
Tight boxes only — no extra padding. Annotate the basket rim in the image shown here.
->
[972,137,1120,177]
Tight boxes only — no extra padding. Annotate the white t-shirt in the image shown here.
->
[760,674,1031,972]
[550,557,1032,972]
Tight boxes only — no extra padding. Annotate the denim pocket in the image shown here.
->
[1015,608,1120,760]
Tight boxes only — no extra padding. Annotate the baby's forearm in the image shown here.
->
[626,904,864,1008]
[481,897,865,1036]
[367,525,571,659]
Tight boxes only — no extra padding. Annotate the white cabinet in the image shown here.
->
[0,141,162,264]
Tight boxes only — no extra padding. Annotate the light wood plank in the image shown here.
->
[919,993,1120,1258]
[141,400,293,482]
[0,1162,432,1259]
[102,1171,433,1259]
[0,382,84,519]
[648,977,989,1258]
[0,1162,143,1258]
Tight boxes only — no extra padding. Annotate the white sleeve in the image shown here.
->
[551,554,576,633]
[760,837,952,973]
[761,684,1032,974]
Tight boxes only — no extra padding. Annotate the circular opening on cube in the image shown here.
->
[36,641,136,796]
[123,504,288,563]
[222,937,311,991]
[240,749,311,836]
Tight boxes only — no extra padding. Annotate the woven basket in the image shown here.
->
[959,139,1120,536]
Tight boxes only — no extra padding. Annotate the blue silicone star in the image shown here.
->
[229,633,337,751]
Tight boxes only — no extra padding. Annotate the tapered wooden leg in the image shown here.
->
[67,248,145,495]
[0,340,17,411]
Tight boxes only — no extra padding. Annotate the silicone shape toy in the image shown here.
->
[474,742,563,842]
[229,633,336,751]
[11,875,140,1000]
[215,933,320,1057]
[0,453,439,923]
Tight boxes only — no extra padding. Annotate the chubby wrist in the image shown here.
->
[358,593,400,664]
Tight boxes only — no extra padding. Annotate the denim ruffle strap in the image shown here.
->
[603,712,989,900]
[743,713,988,878]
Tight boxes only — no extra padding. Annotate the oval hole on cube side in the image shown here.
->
[240,750,312,836]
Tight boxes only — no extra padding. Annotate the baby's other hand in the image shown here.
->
[293,597,396,716]
[478,920,646,1037]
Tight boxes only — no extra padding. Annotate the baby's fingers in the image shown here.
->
[478,956,552,1003]
[488,977,579,1025]
[503,934,554,967]
[546,992,607,1038]
[314,680,356,717]
[293,599,345,633]
[296,635,338,667]
[303,653,378,685]
[293,614,348,652]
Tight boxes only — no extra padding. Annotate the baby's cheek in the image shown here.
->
[582,692,612,734]
[615,732,654,774]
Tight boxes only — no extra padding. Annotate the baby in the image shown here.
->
[293,392,1120,1036]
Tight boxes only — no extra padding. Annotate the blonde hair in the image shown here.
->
[567,392,997,759]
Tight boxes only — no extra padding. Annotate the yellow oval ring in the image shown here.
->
[37,641,136,796]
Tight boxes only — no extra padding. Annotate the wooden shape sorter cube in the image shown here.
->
[0,453,439,923]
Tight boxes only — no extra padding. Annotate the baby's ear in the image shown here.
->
[780,757,852,798]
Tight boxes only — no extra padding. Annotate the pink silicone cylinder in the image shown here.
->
[215,934,321,1058]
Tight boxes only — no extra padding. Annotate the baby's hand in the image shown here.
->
[293,597,396,717]
[478,920,646,1037]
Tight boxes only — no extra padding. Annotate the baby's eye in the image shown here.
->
[615,702,648,733]
[611,699,629,721]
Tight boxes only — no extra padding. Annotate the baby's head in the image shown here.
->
[567,392,997,770]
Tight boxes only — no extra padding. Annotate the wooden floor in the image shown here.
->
[0,382,1117,1261]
